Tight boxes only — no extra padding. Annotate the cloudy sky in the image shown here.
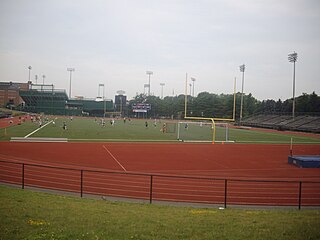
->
[0,0,319,101]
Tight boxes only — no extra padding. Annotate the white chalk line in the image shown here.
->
[24,120,53,138]
[102,145,127,172]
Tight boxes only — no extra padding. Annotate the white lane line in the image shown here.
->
[102,145,127,172]
[24,120,53,138]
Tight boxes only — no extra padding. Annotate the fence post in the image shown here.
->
[22,163,25,189]
[149,175,153,204]
[298,181,302,210]
[224,179,228,208]
[80,170,83,198]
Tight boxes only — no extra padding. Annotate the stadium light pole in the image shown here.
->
[28,66,32,82]
[146,71,153,96]
[35,75,38,84]
[67,68,75,99]
[239,64,245,124]
[99,83,106,118]
[42,74,46,85]
[160,83,165,99]
[288,52,298,119]
[191,77,196,97]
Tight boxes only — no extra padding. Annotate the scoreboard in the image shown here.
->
[132,103,151,113]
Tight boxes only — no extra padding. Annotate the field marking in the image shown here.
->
[24,120,53,138]
[102,145,127,172]
[71,139,178,142]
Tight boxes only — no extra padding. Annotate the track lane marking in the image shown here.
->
[102,145,127,172]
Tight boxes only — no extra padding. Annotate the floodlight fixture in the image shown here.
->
[288,52,298,119]
[160,83,165,99]
[35,75,38,84]
[98,83,104,97]
[240,64,245,72]
[28,66,32,81]
[288,52,298,63]
[42,75,46,84]
[146,71,153,96]
[97,83,106,118]
[67,68,75,98]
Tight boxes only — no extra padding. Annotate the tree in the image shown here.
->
[127,92,319,119]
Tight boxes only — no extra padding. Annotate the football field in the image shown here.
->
[1,116,320,144]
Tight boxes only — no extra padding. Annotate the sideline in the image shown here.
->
[24,120,53,138]
[102,145,127,172]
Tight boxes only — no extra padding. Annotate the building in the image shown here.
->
[1,81,114,116]
[114,94,127,116]
[0,81,30,108]
[19,83,69,115]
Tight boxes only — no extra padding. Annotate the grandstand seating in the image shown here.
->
[242,114,320,133]
[20,89,70,115]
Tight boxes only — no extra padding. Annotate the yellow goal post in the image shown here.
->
[184,73,237,143]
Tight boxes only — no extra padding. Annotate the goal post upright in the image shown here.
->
[177,121,232,143]
[184,74,237,143]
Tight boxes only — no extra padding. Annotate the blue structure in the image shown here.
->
[288,155,320,168]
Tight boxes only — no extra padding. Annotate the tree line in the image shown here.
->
[127,92,320,120]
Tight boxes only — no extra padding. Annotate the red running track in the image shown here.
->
[0,115,31,128]
[0,142,320,207]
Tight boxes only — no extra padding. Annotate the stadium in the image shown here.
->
[1,1,320,239]
[1,73,320,239]
[1,76,320,205]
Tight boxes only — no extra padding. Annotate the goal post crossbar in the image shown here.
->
[177,120,234,143]
[183,74,237,143]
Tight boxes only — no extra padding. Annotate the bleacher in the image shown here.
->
[241,114,320,133]
[20,89,69,115]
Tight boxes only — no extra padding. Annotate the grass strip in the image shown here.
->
[0,185,319,240]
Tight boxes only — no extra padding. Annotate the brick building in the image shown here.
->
[0,81,30,108]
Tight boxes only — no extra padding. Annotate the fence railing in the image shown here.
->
[1,159,319,209]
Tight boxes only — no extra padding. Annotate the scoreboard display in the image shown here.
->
[132,103,151,113]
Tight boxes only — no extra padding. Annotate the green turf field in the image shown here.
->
[0,117,319,144]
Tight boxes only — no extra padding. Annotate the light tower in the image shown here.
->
[98,83,105,118]
[191,77,196,97]
[42,75,46,85]
[160,83,165,99]
[67,68,75,98]
[28,66,32,81]
[288,52,298,119]
[146,71,153,96]
[239,64,245,124]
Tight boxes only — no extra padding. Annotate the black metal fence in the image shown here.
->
[1,159,319,209]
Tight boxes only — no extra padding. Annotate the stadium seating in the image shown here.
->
[241,114,320,133]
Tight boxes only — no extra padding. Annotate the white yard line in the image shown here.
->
[24,120,53,138]
[102,145,127,172]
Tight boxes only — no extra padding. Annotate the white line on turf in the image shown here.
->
[102,145,127,172]
[24,120,53,138]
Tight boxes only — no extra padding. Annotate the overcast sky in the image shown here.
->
[0,0,319,101]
